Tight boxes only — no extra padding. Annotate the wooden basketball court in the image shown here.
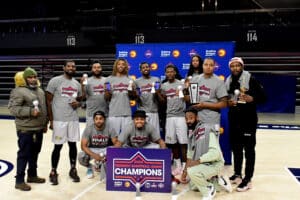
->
[0,119,300,200]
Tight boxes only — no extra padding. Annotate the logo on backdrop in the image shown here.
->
[0,160,14,177]
[129,50,137,58]
[144,50,153,58]
[113,151,164,185]
[172,50,180,58]
[150,63,158,71]
[218,48,226,57]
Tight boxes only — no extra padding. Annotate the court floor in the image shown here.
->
[0,119,300,200]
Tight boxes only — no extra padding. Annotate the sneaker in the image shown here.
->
[49,170,58,185]
[202,185,216,200]
[229,174,242,185]
[218,175,232,193]
[86,167,94,179]
[27,176,46,183]
[69,168,80,182]
[237,179,252,192]
[15,182,31,191]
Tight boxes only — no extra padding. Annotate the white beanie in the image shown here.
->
[228,57,244,67]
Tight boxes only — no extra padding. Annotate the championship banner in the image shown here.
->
[116,42,235,164]
[106,147,172,193]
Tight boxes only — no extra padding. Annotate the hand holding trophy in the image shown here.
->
[237,87,247,104]
[127,80,133,91]
[82,73,88,85]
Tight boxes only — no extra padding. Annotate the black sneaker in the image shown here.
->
[49,170,58,185]
[229,174,242,184]
[69,168,80,182]
[15,182,31,191]
[27,176,46,183]
[236,178,252,192]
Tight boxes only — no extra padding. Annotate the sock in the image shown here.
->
[174,158,181,169]
[181,162,186,171]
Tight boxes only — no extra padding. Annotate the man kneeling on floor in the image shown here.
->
[78,111,118,179]
[181,107,232,200]
[114,110,166,149]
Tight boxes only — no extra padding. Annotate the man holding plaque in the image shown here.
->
[225,57,266,192]
[135,62,161,136]
[190,58,228,125]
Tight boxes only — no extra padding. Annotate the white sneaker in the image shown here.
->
[202,185,216,200]
[218,175,233,193]
[86,167,94,179]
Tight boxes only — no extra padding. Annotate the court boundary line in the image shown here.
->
[284,166,300,186]
[72,181,101,200]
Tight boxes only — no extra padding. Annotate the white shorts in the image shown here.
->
[146,112,160,136]
[165,117,188,144]
[52,121,80,144]
[108,116,132,134]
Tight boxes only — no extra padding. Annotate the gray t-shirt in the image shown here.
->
[106,75,133,117]
[118,122,161,148]
[161,80,186,118]
[46,75,82,121]
[191,74,228,124]
[85,76,108,117]
[82,123,117,148]
[135,76,160,113]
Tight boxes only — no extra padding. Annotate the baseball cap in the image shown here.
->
[93,110,106,119]
[133,110,147,118]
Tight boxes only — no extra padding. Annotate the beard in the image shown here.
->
[92,71,102,78]
[65,70,75,77]
[187,121,197,130]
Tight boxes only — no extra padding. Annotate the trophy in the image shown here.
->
[155,81,160,90]
[99,152,106,182]
[82,73,88,85]
[171,181,178,196]
[135,182,141,198]
[69,93,77,103]
[32,100,39,112]
[189,82,199,104]
[238,87,247,104]
[177,85,184,98]
[128,80,133,91]
[233,89,240,102]
[151,82,155,93]
[105,82,111,91]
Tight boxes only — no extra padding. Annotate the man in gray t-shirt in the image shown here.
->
[115,110,166,149]
[82,60,108,126]
[46,60,83,185]
[190,58,228,125]
[135,62,161,136]
[78,111,118,179]
[104,58,137,134]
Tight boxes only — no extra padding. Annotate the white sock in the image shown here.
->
[174,159,181,168]
[181,162,186,170]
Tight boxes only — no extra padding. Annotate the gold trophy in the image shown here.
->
[238,87,247,104]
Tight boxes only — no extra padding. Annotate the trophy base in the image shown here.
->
[237,100,246,104]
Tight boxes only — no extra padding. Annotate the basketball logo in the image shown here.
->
[172,50,180,58]
[129,50,137,58]
[217,49,226,57]
[150,63,158,71]
[130,100,136,107]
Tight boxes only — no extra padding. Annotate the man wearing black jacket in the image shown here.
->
[225,57,266,192]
